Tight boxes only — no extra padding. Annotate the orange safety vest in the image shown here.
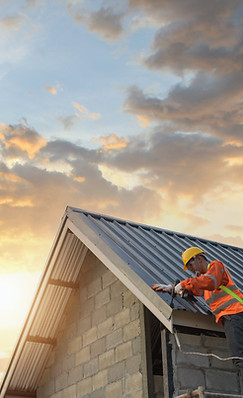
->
[204,262,243,323]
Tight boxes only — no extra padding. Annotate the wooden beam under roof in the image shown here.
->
[26,336,56,345]
[48,278,79,289]
[5,389,36,397]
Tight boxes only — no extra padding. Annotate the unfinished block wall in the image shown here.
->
[37,251,148,398]
[170,330,242,396]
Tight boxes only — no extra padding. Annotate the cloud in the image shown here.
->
[72,102,101,120]
[67,3,126,41]
[70,1,243,146]
[0,14,25,31]
[0,123,46,160]
[88,6,125,41]
[0,123,165,273]
[226,225,243,233]
[0,0,242,275]
[0,121,242,275]
[123,78,243,144]
[137,115,151,128]
[45,85,57,94]
[92,134,128,151]
[57,115,76,130]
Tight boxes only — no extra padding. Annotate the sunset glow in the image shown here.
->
[0,0,243,384]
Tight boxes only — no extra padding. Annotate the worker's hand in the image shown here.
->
[152,283,172,293]
[174,283,182,294]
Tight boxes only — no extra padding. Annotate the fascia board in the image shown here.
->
[66,212,173,333]
[173,309,223,332]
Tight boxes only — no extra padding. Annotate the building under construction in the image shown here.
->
[1,207,243,397]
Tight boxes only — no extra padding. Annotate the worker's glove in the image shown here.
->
[174,283,182,294]
[152,283,172,293]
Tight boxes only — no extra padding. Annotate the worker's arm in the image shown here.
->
[180,261,225,296]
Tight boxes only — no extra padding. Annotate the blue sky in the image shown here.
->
[0,0,243,381]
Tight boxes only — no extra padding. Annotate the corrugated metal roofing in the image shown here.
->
[67,207,243,315]
[1,206,243,397]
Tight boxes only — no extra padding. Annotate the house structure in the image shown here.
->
[1,206,243,398]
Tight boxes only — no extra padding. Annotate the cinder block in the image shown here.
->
[80,297,95,318]
[105,380,123,398]
[174,333,202,347]
[203,335,227,349]
[91,387,105,398]
[99,349,115,370]
[68,336,82,355]
[87,277,102,298]
[177,367,205,389]
[124,319,141,342]
[102,270,117,288]
[77,377,92,396]
[206,369,239,393]
[79,284,87,303]
[115,341,133,362]
[108,361,125,383]
[55,372,68,392]
[92,369,108,390]
[83,326,97,347]
[78,315,92,334]
[176,349,209,368]
[130,302,140,321]
[95,287,110,309]
[50,391,63,398]
[68,364,83,385]
[131,391,143,398]
[123,290,137,307]
[63,353,75,372]
[210,350,235,370]
[84,357,99,378]
[132,336,141,355]
[106,295,123,317]
[114,308,130,329]
[126,353,141,375]
[110,280,127,299]
[91,306,107,326]
[62,384,76,398]
[106,328,123,349]
[91,337,106,358]
[97,317,113,338]
[76,346,91,366]
[125,372,143,394]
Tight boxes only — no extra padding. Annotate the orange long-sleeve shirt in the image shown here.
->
[180,260,243,322]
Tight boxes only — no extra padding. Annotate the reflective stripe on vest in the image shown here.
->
[210,298,241,315]
[206,285,238,304]
[206,263,243,311]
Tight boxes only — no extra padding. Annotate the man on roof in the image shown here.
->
[153,247,243,373]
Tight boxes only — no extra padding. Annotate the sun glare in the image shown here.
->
[0,272,41,328]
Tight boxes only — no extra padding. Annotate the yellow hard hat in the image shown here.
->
[182,247,206,271]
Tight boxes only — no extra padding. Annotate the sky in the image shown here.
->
[0,0,243,383]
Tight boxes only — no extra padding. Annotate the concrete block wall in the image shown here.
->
[170,331,242,396]
[37,251,147,398]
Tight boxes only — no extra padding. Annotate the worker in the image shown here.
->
[175,247,243,371]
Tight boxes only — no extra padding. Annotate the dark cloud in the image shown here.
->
[67,3,126,41]
[140,1,243,74]
[123,78,243,144]
[70,1,243,146]
[88,6,125,40]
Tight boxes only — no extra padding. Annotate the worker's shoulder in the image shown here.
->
[208,260,225,269]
